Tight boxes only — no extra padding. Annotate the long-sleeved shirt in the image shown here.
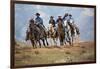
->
[49,19,56,27]
[35,16,43,25]
[56,18,63,24]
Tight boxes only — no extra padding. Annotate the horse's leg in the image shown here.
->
[38,40,41,48]
[54,38,57,46]
[67,32,70,42]
[45,37,49,46]
[34,40,38,48]
[60,35,63,46]
[49,37,52,46]
[78,35,80,46]
[42,39,46,47]
[53,38,56,46]
[67,31,72,46]
[71,32,75,46]
[30,39,35,48]
[69,36,72,46]
[60,39,62,46]
[72,35,74,46]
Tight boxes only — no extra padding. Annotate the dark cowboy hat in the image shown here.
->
[69,14,72,16]
[36,13,40,15]
[58,16,62,17]
[50,16,54,18]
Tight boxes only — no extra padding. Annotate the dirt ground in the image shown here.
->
[14,41,96,67]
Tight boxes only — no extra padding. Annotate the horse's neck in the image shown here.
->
[64,20,67,26]
[49,24,54,32]
[58,22,63,28]
[64,20,72,31]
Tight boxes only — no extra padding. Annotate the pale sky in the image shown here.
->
[15,3,95,42]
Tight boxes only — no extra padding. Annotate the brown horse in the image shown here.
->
[25,29,37,48]
[26,19,49,48]
[57,20,65,45]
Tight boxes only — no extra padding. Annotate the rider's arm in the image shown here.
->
[40,17,43,25]
[35,17,43,25]
[62,16,65,20]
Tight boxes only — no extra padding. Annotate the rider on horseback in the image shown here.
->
[49,16,56,27]
[56,16,64,31]
[68,14,80,35]
[67,14,75,30]
[56,16,63,24]
[63,13,69,21]
[35,13,46,30]
[49,16,56,36]
[67,14,74,25]
[63,13,69,32]
[63,13,76,45]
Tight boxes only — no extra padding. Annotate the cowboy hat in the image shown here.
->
[69,14,72,16]
[50,16,54,18]
[58,16,62,17]
[35,13,40,15]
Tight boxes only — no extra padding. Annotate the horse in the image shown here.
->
[25,29,37,48]
[63,19,80,46]
[73,23,80,45]
[36,24,49,46]
[57,20,65,46]
[25,20,49,48]
[47,24,58,46]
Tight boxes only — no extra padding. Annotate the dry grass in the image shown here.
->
[14,41,96,67]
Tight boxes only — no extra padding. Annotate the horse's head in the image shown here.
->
[58,20,63,29]
[58,20,62,24]
[25,29,34,41]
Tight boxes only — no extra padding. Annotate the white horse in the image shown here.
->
[63,20,80,46]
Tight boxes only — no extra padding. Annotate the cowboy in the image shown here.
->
[49,16,56,35]
[63,13,69,27]
[68,14,80,35]
[35,13,43,24]
[35,13,45,30]
[49,16,56,27]
[56,16,63,24]
[67,14,74,24]
[63,13,69,21]
[56,16,65,33]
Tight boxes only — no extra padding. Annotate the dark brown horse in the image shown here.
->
[25,29,37,48]
[57,20,65,45]
[25,19,49,48]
